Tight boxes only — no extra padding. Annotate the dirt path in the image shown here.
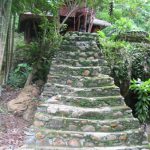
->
[0,86,30,149]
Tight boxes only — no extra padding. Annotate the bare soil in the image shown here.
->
[0,86,30,149]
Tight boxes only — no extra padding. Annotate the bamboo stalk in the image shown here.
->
[0,0,12,84]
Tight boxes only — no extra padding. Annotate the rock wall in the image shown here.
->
[116,31,150,43]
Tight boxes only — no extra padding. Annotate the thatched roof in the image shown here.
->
[93,18,111,27]
[18,12,111,33]
[18,12,53,32]
[19,12,53,22]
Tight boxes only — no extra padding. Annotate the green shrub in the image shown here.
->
[98,31,132,96]
[7,63,32,88]
[130,79,150,123]
[98,30,150,96]
[101,17,139,38]
[130,43,150,80]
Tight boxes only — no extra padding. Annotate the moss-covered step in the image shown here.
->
[63,33,98,42]
[68,31,98,36]
[26,128,145,147]
[63,36,97,42]
[63,32,99,40]
[20,146,148,150]
[60,95,124,107]
[37,104,133,120]
[50,65,110,77]
[34,112,140,132]
[116,31,150,43]
[41,95,124,108]
[60,44,100,53]
[52,58,107,67]
[74,86,120,97]
[47,74,114,88]
[55,51,103,60]
[43,84,120,98]
[61,39,98,47]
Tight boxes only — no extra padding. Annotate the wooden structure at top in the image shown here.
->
[59,1,110,32]
[19,1,111,42]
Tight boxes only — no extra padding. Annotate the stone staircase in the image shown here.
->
[23,32,148,150]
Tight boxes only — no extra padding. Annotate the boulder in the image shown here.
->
[7,85,40,122]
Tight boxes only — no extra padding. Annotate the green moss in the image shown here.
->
[104,141,115,146]
[80,61,91,66]
[69,96,123,108]
[76,86,119,97]
[82,77,113,87]
[74,99,96,107]
[145,144,150,149]
[80,112,105,120]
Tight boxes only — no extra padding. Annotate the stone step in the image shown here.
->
[63,36,97,42]
[34,113,140,132]
[50,65,110,77]
[60,96,125,107]
[55,51,103,60]
[47,74,114,88]
[43,84,120,98]
[26,128,145,147]
[74,86,120,97]
[22,31,149,149]
[19,146,148,150]
[42,95,124,108]
[62,39,98,46]
[61,44,100,52]
[37,104,133,120]
[63,32,98,42]
[52,58,108,67]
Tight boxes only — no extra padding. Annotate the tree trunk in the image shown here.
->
[9,14,16,72]
[88,9,94,33]
[25,67,37,87]
[5,14,14,82]
[0,0,12,84]
[59,4,78,30]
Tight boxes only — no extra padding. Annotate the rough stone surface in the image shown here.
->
[101,125,110,132]
[81,125,96,132]
[36,132,45,139]
[68,139,81,147]
[34,120,44,127]
[24,32,148,149]
[82,70,90,76]
[7,85,39,122]
[68,125,78,131]
[53,138,66,146]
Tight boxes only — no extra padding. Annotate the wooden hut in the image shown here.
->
[18,3,111,42]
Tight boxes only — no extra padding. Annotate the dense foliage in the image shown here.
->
[8,63,32,88]
[10,0,63,87]
[98,1,150,122]
[97,0,150,32]
[130,79,150,123]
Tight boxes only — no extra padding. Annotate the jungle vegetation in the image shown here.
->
[1,0,150,123]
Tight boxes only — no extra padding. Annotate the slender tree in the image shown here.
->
[0,0,12,83]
